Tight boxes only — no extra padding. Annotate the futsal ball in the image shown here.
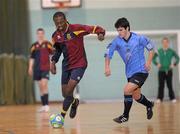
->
[50,114,64,128]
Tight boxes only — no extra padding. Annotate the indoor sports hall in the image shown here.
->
[0,0,180,134]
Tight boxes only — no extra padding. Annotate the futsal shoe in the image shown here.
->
[171,99,177,103]
[69,99,79,118]
[44,105,50,112]
[147,101,154,120]
[156,99,161,103]
[113,114,129,124]
[38,106,45,112]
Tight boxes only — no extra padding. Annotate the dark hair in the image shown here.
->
[114,17,130,31]
[53,11,66,20]
[162,37,169,42]
[36,28,44,32]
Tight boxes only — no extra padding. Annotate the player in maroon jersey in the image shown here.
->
[50,12,105,121]
[28,28,53,112]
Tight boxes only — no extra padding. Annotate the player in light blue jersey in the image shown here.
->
[104,18,155,124]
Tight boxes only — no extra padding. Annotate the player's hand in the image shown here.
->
[157,63,161,69]
[50,62,56,74]
[28,68,33,76]
[145,62,151,72]
[105,67,111,77]
[97,33,104,41]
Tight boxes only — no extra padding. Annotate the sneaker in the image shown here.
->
[147,102,154,120]
[38,106,45,112]
[69,99,79,118]
[171,99,177,103]
[156,99,161,103]
[44,105,50,112]
[113,115,129,124]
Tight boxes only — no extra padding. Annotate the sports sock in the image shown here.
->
[123,95,133,118]
[41,95,46,106]
[44,93,49,105]
[61,96,75,118]
[136,94,152,107]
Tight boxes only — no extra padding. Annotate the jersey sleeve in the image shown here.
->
[73,24,105,36]
[104,39,117,59]
[140,35,154,51]
[47,42,54,54]
[30,45,36,59]
[51,42,62,63]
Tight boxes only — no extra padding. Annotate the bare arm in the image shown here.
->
[28,58,34,76]
[105,57,111,77]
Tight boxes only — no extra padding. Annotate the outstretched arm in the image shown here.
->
[73,24,105,41]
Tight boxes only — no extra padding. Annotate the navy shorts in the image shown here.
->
[33,70,49,81]
[127,73,148,88]
[61,67,86,85]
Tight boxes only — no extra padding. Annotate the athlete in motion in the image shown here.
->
[50,12,105,122]
[105,17,154,123]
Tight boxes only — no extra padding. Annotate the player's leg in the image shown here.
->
[60,80,78,118]
[166,70,176,102]
[157,71,165,102]
[113,82,138,123]
[133,88,154,119]
[34,71,46,112]
[40,78,49,112]
[38,80,46,112]
[60,68,80,119]
[39,71,50,112]
[69,67,86,119]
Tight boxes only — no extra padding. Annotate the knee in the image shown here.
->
[124,88,132,95]
[41,82,48,89]
[132,93,141,100]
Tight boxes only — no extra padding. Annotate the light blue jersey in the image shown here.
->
[105,32,154,78]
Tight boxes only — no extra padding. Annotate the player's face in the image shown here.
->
[53,16,67,31]
[162,39,169,49]
[117,27,129,38]
[36,31,45,41]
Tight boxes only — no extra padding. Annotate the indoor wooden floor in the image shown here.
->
[0,101,180,134]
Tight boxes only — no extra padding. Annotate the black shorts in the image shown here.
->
[127,73,148,88]
[61,67,86,85]
[33,70,49,81]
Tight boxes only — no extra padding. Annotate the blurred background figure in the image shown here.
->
[153,37,179,103]
[28,28,53,112]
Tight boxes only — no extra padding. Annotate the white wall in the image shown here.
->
[84,0,180,9]
[29,0,180,10]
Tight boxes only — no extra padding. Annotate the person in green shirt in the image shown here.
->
[153,37,179,103]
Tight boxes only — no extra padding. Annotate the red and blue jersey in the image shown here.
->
[51,24,105,70]
[30,41,53,71]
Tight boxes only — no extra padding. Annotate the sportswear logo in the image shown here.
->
[57,35,61,39]
[134,79,139,83]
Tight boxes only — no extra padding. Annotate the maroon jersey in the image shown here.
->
[30,41,53,71]
[51,24,105,70]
